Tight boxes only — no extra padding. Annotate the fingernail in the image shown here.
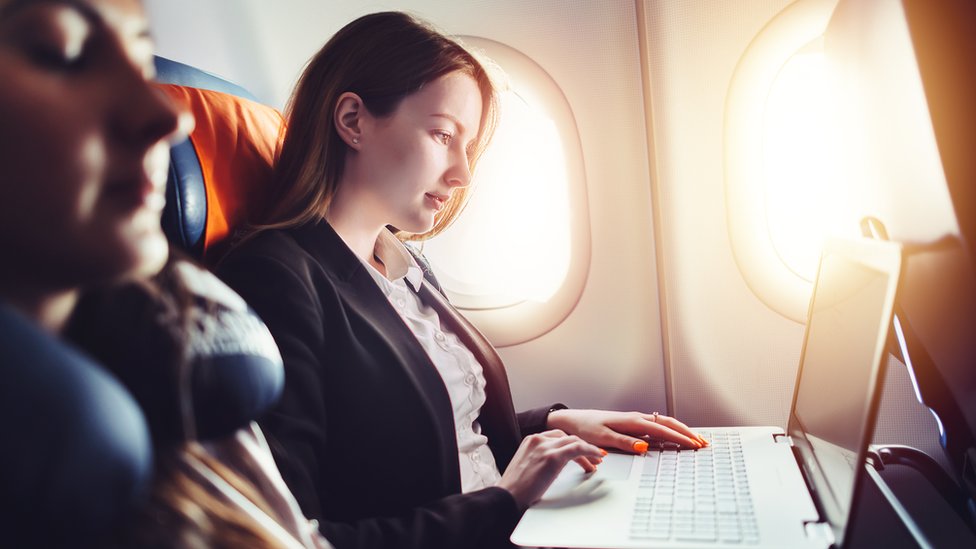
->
[600,449,608,456]
[633,440,649,453]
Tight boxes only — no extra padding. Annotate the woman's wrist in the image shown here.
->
[545,404,570,430]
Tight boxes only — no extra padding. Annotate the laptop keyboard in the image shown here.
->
[629,431,760,544]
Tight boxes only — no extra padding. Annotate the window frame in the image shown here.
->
[423,36,591,347]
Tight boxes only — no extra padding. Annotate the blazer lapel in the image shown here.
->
[291,222,462,488]
[417,283,522,470]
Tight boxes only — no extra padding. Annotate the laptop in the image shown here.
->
[511,237,902,548]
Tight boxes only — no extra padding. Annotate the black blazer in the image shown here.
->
[217,221,557,549]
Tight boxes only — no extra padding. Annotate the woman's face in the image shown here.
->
[0,0,186,292]
[354,71,483,234]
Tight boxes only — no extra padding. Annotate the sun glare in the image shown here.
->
[423,89,572,306]
[763,45,855,282]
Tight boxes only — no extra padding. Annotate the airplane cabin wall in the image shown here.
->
[638,0,945,462]
[640,0,804,428]
[144,0,669,414]
[144,0,946,463]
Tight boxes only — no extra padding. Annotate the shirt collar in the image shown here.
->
[372,230,425,292]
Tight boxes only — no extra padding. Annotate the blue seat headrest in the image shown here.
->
[0,304,152,547]
[66,260,284,446]
[154,56,259,259]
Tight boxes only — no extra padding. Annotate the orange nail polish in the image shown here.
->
[633,440,649,453]
[600,449,609,456]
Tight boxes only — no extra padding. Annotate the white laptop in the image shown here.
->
[511,237,902,549]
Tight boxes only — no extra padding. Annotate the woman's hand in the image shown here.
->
[497,429,606,512]
[546,409,707,453]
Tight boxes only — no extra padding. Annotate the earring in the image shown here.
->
[352,138,360,144]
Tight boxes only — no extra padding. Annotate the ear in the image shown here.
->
[334,92,366,149]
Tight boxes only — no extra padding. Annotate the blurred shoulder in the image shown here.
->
[172,259,249,313]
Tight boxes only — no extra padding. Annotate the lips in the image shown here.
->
[425,192,449,211]
[105,174,166,213]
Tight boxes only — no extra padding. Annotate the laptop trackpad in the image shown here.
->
[595,452,635,480]
[535,454,634,508]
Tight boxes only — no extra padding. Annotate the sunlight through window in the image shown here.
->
[423,89,571,307]
[762,42,851,282]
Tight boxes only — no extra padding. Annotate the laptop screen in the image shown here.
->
[787,238,901,544]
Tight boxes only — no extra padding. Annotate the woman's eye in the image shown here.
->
[433,131,453,145]
[7,6,92,72]
[27,43,85,70]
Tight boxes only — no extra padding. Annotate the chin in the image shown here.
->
[131,232,170,278]
[398,215,436,235]
[111,231,170,282]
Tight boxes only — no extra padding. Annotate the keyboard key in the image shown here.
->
[630,431,757,543]
[676,531,718,542]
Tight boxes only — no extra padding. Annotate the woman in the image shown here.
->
[0,0,185,543]
[0,1,332,547]
[218,11,706,549]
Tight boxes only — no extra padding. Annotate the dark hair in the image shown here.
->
[255,11,499,240]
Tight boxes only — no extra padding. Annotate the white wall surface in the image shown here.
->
[144,0,946,463]
[639,0,944,461]
[145,0,668,414]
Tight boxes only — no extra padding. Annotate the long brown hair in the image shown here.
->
[254,11,499,240]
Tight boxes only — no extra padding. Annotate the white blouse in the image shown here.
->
[360,231,502,493]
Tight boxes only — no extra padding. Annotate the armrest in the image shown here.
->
[868,444,976,535]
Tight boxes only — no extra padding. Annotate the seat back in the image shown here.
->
[154,56,284,263]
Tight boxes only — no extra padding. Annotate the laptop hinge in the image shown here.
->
[804,521,836,545]
[774,434,794,446]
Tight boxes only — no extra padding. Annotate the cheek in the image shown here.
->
[0,88,104,224]
[50,209,169,285]
[0,67,162,283]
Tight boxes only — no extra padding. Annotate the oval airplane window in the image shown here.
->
[762,37,853,283]
[725,0,840,322]
[420,37,590,347]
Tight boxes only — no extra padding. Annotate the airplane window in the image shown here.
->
[762,38,851,283]
[727,0,957,323]
[420,37,590,346]
[725,0,844,322]
[422,89,571,306]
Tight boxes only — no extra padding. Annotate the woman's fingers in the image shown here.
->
[498,431,607,510]
[541,409,707,455]
[573,455,601,473]
[639,413,707,449]
[600,415,701,452]
[651,414,708,446]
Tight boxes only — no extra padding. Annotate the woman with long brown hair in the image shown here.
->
[219,11,705,549]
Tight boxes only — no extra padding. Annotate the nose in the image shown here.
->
[111,72,191,150]
[445,150,473,188]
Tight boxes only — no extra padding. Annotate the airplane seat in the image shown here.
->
[153,56,284,264]
[0,304,152,548]
[152,56,448,292]
[896,0,976,506]
[845,0,976,535]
